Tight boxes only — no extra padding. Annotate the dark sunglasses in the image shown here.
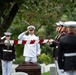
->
[6,35,10,37]
[29,30,34,31]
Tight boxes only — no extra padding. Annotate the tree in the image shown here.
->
[0,0,76,65]
[8,0,76,58]
[0,0,24,36]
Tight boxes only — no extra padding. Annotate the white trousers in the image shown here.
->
[54,60,64,75]
[25,56,37,63]
[64,71,76,75]
[1,60,13,75]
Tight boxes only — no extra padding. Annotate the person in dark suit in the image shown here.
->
[0,32,15,75]
[58,21,76,75]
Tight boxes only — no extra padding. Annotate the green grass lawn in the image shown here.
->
[42,71,50,75]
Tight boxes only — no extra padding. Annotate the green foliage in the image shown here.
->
[15,45,24,57]
[1,0,76,75]
[3,0,76,65]
[14,56,25,64]
[38,53,52,65]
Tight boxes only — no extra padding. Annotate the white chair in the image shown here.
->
[12,72,28,75]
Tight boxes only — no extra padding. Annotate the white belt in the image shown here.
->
[64,53,76,57]
[3,49,12,52]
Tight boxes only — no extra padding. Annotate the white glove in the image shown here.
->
[1,36,6,40]
[4,40,10,46]
[60,69,64,73]
[13,59,15,62]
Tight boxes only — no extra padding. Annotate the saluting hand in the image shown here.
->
[24,30,29,34]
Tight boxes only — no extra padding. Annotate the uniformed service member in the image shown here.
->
[0,32,15,75]
[18,25,41,63]
[51,21,64,59]
[49,21,67,75]
[58,21,76,75]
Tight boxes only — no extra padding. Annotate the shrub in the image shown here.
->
[38,53,52,65]
[14,56,25,64]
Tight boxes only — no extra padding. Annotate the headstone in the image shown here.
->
[12,72,28,75]
[12,64,18,73]
[50,64,57,75]
[40,64,45,73]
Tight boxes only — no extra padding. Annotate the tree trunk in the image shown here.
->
[0,3,19,36]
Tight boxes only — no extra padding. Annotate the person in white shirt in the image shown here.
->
[18,25,41,63]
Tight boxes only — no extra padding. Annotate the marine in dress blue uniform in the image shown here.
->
[0,32,15,75]
[50,21,67,75]
[58,21,76,75]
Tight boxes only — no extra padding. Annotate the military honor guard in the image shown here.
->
[18,25,41,63]
[58,21,76,75]
[0,32,15,75]
[49,21,67,75]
